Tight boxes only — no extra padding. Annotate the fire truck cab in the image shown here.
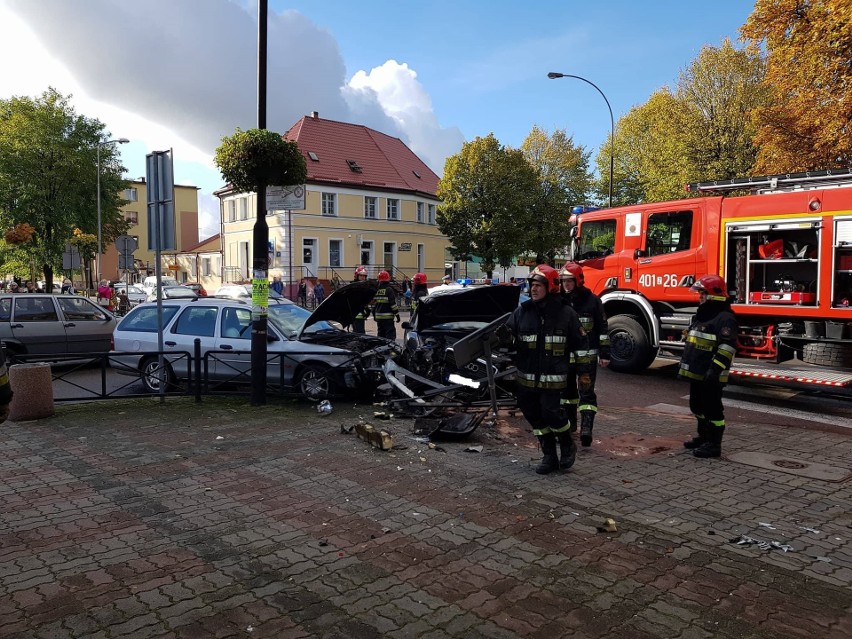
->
[570,169,852,393]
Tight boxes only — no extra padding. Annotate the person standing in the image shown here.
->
[297,278,307,306]
[314,280,326,305]
[411,272,428,313]
[679,274,738,458]
[559,262,610,447]
[0,342,13,424]
[97,279,112,308]
[372,270,400,340]
[504,264,590,475]
[351,266,371,334]
[270,276,284,296]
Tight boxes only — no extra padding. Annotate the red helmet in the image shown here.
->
[377,270,391,282]
[559,262,585,286]
[412,272,427,285]
[528,264,561,295]
[690,274,728,301]
[354,265,368,278]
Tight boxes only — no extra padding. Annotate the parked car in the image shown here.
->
[398,284,520,388]
[141,275,179,297]
[185,282,208,297]
[113,283,147,306]
[0,294,116,358]
[111,290,398,399]
[146,285,198,302]
[213,283,284,302]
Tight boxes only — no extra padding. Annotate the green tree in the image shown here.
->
[741,0,852,171]
[520,126,591,262]
[437,134,538,276]
[215,128,306,193]
[0,88,128,290]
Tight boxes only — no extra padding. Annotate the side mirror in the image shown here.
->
[267,333,280,343]
[634,248,645,259]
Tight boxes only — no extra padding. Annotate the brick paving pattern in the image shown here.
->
[1,396,850,638]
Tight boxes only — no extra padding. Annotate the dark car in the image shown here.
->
[399,284,520,386]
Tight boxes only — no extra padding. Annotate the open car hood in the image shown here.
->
[300,280,378,334]
[413,285,520,331]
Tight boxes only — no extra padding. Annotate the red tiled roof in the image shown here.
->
[180,233,220,253]
[284,114,440,198]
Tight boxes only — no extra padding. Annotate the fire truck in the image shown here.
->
[568,169,852,394]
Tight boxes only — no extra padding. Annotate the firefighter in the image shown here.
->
[560,262,610,447]
[411,272,428,313]
[504,264,590,475]
[351,266,371,334]
[678,274,738,458]
[372,270,400,340]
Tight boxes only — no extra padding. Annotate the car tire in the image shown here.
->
[141,356,175,393]
[608,315,654,373]
[802,342,852,367]
[297,363,336,401]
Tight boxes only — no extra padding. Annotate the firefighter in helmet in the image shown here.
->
[679,274,738,458]
[504,264,590,474]
[560,262,610,447]
[372,270,400,340]
[351,266,371,334]
[411,272,428,313]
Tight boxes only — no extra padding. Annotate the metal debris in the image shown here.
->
[729,535,794,552]
[757,522,776,530]
[317,400,332,415]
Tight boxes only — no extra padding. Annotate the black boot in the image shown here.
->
[693,425,724,458]
[579,411,595,448]
[535,434,559,475]
[565,404,578,433]
[558,433,577,470]
[683,419,709,450]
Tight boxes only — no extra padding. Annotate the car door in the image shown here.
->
[56,296,114,353]
[10,295,66,355]
[166,305,220,379]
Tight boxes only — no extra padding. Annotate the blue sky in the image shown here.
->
[0,0,756,237]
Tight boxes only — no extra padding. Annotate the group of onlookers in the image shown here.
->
[1,279,75,294]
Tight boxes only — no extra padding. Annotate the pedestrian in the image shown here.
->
[503,264,590,475]
[679,274,738,458]
[0,342,13,424]
[372,270,400,340]
[297,278,307,307]
[270,275,284,296]
[559,262,610,447]
[350,266,371,334]
[97,279,112,309]
[24,281,36,293]
[314,280,326,305]
[9,282,19,293]
[411,272,428,313]
[441,274,452,286]
[61,278,74,294]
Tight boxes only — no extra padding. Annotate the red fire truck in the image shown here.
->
[569,169,852,394]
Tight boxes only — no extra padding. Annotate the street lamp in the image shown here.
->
[96,137,129,282]
[547,72,614,208]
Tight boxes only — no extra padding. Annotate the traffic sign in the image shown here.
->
[62,243,81,270]
[115,235,138,254]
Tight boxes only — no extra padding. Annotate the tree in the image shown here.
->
[741,0,852,172]
[437,134,539,276]
[214,128,306,193]
[0,88,128,290]
[520,126,592,262]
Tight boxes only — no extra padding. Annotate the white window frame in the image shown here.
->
[386,198,400,221]
[383,241,397,270]
[227,200,236,222]
[239,197,248,221]
[124,211,138,225]
[322,192,337,217]
[417,244,425,273]
[416,202,424,223]
[202,257,212,277]
[428,204,436,224]
[360,240,374,267]
[364,196,377,219]
[328,238,343,268]
[302,237,318,276]
[123,187,138,202]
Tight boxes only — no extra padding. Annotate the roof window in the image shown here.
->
[308,151,319,161]
[412,170,421,179]
[346,159,363,173]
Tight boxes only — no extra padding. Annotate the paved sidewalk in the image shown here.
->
[1,396,850,638]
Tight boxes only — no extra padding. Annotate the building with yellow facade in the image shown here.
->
[216,112,448,296]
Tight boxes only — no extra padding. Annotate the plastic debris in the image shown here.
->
[215,435,224,440]
[799,526,821,534]
[464,445,483,453]
[814,556,831,563]
[317,400,332,415]
[729,535,794,552]
[597,518,618,533]
[758,522,776,530]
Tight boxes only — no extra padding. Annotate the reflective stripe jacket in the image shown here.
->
[372,285,399,320]
[506,295,590,391]
[678,300,738,383]
[411,285,429,313]
[562,286,610,363]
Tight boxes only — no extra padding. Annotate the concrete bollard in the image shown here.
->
[8,362,55,421]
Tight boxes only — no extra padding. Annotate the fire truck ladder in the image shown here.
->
[686,168,852,194]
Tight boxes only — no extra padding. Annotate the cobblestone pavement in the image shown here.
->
[1,395,851,638]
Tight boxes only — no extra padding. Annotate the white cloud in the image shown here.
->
[1,0,463,239]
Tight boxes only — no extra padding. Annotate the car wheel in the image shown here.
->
[608,315,654,373]
[297,363,336,400]
[141,356,175,393]
[802,342,852,367]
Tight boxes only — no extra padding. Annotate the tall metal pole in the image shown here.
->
[250,0,269,406]
[547,72,615,208]
[96,144,102,284]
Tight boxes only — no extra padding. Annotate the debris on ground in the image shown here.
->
[596,518,618,533]
[355,422,393,450]
[464,445,483,453]
[317,400,333,415]
[730,535,794,552]
[340,424,355,434]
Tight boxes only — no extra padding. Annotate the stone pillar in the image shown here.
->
[9,362,55,421]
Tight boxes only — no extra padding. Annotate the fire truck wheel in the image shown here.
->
[802,342,852,367]
[607,315,654,373]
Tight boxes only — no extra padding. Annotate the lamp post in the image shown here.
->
[96,137,129,283]
[547,72,614,208]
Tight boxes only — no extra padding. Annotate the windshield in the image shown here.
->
[267,304,336,338]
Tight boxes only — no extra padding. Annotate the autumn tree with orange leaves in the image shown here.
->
[741,0,852,172]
